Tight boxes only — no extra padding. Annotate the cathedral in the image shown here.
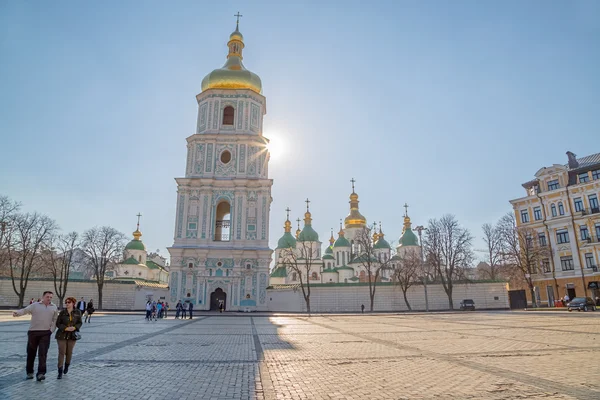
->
[166,19,422,311]
[269,181,422,286]
[167,19,272,311]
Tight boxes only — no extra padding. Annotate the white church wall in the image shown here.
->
[267,282,509,313]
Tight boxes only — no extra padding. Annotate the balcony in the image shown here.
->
[214,220,231,242]
[580,235,600,246]
[581,207,600,216]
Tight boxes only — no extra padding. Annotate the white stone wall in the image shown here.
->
[0,278,168,310]
[267,282,509,313]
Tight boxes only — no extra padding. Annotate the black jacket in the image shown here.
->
[55,309,83,340]
[76,300,86,312]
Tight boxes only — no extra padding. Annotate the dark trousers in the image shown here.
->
[27,330,51,375]
[182,310,187,319]
[188,308,193,319]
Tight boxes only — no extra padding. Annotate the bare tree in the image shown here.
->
[498,213,549,308]
[279,240,320,314]
[480,222,503,280]
[424,215,474,310]
[7,212,58,307]
[43,232,79,308]
[393,248,421,310]
[353,226,392,312]
[82,226,125,310]
[0,196,21,277]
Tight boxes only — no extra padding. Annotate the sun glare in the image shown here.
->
[265,132,286,161]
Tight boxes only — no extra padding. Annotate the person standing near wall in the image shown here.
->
[188,301,193,319]
[55,297,82,379]
[182,301,188,319]
[12,291,58,381]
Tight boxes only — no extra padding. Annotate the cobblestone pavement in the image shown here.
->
[0,311,598,399]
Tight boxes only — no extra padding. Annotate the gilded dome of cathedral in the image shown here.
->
[201,24,262,94]
[344,182,367,229]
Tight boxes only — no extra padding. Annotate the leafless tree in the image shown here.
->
[7,212,58,307]
[43,232,79,308]
[424,215,474,310]
[279,240,320,314]
[393,248,421,311]
[82,226,125,310]
[0,196,21,278]
[353,227,393,312]
[480,222,503,280]
[498,213,549,308]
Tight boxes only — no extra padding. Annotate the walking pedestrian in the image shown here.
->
[76,297,86,314]
[164,302,169,318]
[145,301,152,321]
[182,301,188,319]
[84,299,94,323]
[188,301,194,319]
[12,291,58,381]
[55,297,82,379]
[361,304,365,313]
[157,302,163,319]
[152,301,158,321]
[174,300,181,319]
[219,302,224,313]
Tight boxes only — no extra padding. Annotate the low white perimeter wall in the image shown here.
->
[267,282,509,313]
[0,277,168,310]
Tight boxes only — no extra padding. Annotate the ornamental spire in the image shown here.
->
[133,213,142,240]
[344,178,367,228]
[304,198,312,225]
[295,218,301,239]
[283,207,292,233]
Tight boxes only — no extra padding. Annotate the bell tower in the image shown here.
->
[168,18,273,311]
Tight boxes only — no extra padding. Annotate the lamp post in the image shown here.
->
[414,225,428,312]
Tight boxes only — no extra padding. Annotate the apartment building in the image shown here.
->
[509,151,600,306]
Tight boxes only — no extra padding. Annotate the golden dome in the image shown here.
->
[201,24,262,94]
[344,192,367,228]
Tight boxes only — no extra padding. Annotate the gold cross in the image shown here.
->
[403,203,409,217]
[234,11,243,26]
[350,177,356,192]
[136,213,142,229]
[285,207,291,220]
[305,198,310,211]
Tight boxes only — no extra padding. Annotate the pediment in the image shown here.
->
[534,164,567,178]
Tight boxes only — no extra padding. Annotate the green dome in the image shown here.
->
[325,245,333,254]
[399,228,419,247]
[333,236,350,248]
[322,254,335,260]
[125,239,146,251]
[374,237,391,249]
[298,225,319,242]
[277,232,297,249]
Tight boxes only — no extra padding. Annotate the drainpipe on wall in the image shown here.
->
[536,189,560,303]
[565,186,588,297]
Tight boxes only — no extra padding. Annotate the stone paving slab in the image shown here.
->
[0,311,599,399]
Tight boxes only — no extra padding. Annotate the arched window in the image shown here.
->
[551,204,557,217]
[292,272,297,281]
[311,272,318,280]
[222,106,234,125]
[558,202,565,216]
[214,201,231,241]
[139,255,142,262]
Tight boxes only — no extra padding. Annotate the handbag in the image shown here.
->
[72,331,82,341]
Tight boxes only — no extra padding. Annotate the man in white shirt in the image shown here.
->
[76,297,86,313]
[13,291,58,381]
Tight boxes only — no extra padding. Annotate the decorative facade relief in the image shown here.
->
[198,102,208,133]
[194,144,205,175]
[213,100,219,129]
[215,144,236,177]
[177,194,185,238]
[237,101,244,130]
[259,273,267,304]
[201,195,208,239]
[206,144,213,172]
[170,272,178,300]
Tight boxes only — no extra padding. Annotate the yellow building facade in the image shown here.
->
[510,151,600,306]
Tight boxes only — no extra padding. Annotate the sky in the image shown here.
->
[1,1,599,263]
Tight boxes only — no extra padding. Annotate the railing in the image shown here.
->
[580,235,600,245]
[581,207,600,216]
[214,220,231,242]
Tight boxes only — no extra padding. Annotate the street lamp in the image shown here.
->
[414,225,428,312]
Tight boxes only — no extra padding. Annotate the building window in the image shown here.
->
[533,207,542,221]
[547,180,559,191]
[580,226,589,241]
[138,255,142,262]
[220,150,232,164]
[209,269,212,276]
[589,195,599,212]
[188,262,193,268]
[558,202,565,215]
[222,106,234,125]
[585,253,596,269]
[574,198,583,212]
[542,259,551,273]
[560,256,574,271]
[596,224,600,239]
[578,172,589,183]
[520,210,530,223]
[311,272,318,280]
[538,233,547,247]
[556,230,569,244]
[551,204,557,217]
[593,169,600,180]
[292,272,297,281]
[214,201,231,241]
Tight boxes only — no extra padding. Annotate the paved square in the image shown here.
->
[0,311,598,399]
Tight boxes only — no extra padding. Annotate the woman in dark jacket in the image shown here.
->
[55,296,82,379]
[85,299,94,323]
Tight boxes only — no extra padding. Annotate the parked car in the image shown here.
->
[460,299,475,311]
[567,297,597,312]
